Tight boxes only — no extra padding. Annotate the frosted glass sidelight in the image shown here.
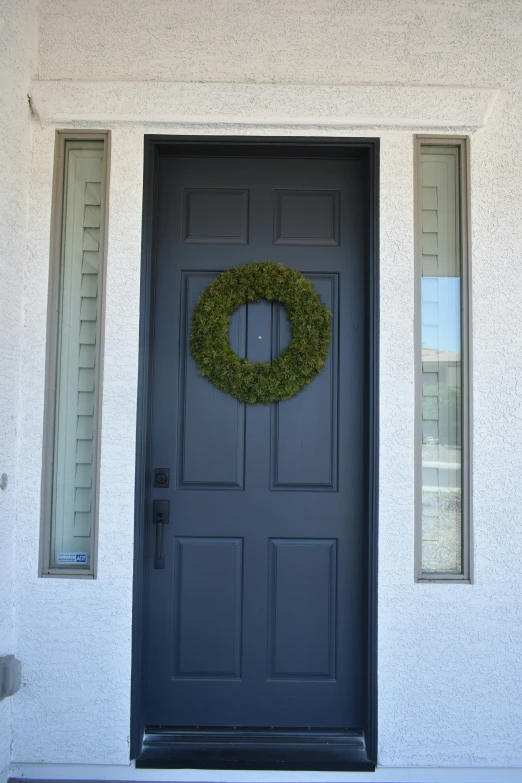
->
[48,139,106,572]
[418,144,466,577]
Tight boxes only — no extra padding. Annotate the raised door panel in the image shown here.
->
[267,539,337,680]
[274,189,340,246]
[183,188,249,244]
[177,272,246,489]
[271,274,338,490]
[173,537,243,679]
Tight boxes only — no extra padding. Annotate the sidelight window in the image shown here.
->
[415,137,471,582]
[40,132,109,577]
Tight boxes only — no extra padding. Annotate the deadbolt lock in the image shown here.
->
[154,467,170,488]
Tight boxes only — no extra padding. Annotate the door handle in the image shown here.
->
[152,499,170,569]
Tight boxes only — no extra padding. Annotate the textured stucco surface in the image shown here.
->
[38,0,522,88]
[30,81,496,131]
[12,126,141,766]
[0,1,36,781]
[5,0,522,775]
[378,101,522,766]
[14,114,522,771]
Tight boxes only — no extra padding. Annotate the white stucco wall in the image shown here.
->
[6,0,522,776]
[378,96,522,766]
[0,1,37,781]
[37,0,520,88]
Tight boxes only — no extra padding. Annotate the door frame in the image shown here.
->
[131,135,380,771]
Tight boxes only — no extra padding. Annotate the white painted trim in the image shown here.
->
[29,81,498,131]
[8,763,522,783]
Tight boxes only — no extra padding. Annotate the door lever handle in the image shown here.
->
[152,499,170,569]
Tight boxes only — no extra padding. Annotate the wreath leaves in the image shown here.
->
[190,261,332,404]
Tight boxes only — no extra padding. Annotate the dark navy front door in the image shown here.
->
[144,151,368,735]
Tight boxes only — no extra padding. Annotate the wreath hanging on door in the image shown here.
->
[190,261,332,404]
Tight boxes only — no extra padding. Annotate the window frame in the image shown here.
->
[39,130,110,578]
[414,135,472,583]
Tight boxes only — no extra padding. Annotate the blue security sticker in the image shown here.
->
[57,553,88,565]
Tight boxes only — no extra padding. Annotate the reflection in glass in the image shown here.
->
[420,146,463,574]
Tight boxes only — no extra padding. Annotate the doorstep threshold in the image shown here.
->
[137,727,373,771]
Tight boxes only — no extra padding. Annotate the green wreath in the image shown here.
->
[190,261,332,404]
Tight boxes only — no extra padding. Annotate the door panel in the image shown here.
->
[136,144,377,770]
[173,537,243,679]
[267,538,337,679]
[271,275,338,490]
[177,272,246,489]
